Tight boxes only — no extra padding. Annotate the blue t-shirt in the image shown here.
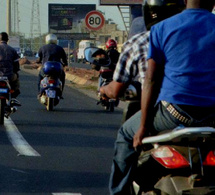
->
[148,9,215,107]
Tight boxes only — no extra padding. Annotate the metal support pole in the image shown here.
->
[7,0,11,35]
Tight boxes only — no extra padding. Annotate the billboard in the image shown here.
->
[48,4,96,39]
[100,0,143,5]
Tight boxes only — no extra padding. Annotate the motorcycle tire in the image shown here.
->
[47,97,54,111]
[0,99,6,125]
[109,102,114,112]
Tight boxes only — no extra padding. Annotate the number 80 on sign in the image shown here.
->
[85,11,105,31]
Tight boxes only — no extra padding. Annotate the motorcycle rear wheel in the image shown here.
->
[47,97,54,111]
[0,99,6,124]
[109,102,114,112]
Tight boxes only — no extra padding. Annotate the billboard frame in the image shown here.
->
[100,0,143,5]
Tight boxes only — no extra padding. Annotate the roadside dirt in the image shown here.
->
[19,57,99,84]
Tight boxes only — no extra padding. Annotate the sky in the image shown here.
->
[0,0,125,37]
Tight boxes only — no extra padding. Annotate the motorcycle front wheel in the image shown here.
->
[0,99,6,124]
[46,97,54,111]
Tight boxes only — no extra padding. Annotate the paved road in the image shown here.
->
[27,56,91,70]
[0,69,123,195]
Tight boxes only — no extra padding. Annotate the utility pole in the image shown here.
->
[7,0,11,35]
[12,0,20,34]
[30,0,42,53]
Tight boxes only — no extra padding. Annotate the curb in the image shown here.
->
[21,64,97,87]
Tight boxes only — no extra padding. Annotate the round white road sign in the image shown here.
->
[85,10,105,31]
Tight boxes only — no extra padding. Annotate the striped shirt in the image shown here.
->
[113,31,150,86]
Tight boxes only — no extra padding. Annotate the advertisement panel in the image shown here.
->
[100,0,143,5]
[48,4,96,39]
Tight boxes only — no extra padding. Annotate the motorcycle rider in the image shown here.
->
[99,14,150,122]
[37,33,68,97]
[134,0,215,143]
[108,0,187,194]
[105,39,120,71]
[0,32,20,98]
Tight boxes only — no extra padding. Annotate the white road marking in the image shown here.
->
[4,117,41,157]
[52,193,82,195]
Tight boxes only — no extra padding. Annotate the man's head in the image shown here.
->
[45,33,57,44]
[106,39,117,50]
[0,32,9,42]
[143,0,185,30]
[185,0,215,11]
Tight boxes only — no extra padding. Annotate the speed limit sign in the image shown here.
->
[85,10,105,31]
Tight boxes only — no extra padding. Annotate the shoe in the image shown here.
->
[37,93,41,100]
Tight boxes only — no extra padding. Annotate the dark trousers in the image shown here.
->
[10,73,20,98]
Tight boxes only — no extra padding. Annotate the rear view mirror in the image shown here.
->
[84,47,100,63]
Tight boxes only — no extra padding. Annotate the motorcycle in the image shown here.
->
[39,61,63,111]
[84,47,119,112]
[132,126,215,195]
[0,75,21,124]
[120,81,141,123]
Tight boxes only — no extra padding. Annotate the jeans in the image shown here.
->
[109,111,141,195]
[109,102,215,195]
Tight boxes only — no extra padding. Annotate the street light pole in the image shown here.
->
[7,0,11,35]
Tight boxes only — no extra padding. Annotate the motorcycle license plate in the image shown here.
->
[46,89,56,98]
[0,88,8,93]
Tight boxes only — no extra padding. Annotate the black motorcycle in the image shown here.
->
[0,75,21,124]
[84,47,118,112]
[132,126,215,195]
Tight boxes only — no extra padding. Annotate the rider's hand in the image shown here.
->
[133,126,147,148]
[99,86,105,94]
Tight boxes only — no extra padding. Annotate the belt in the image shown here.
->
[161,101,191,124]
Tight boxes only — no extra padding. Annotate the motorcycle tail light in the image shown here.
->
[48,79,55,84]
[0,81,7,87]
[151,146,190,169]
[203,151,215,166]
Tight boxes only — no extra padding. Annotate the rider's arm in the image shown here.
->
[100,81,128,99]
[61,48,68,67]
[36,48,43,64]
[133,58,163,147]
[13,50,20,73]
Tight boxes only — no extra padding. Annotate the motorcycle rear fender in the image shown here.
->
[154,174,215,195]
[40,77,62,89]
[142,127,215,145]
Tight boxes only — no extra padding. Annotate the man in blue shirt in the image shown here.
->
[134,0,215,146]
[108,0,186,194]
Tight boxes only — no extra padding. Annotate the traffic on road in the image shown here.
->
[0,69,123,195]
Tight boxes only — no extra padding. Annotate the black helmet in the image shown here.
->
[143,0,185,30]
[0,32,9,42]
